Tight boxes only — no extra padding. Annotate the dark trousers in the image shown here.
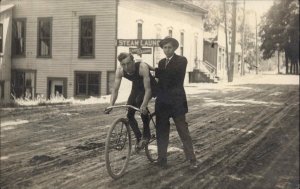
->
[155,102,196,162]
[127,91,150,141]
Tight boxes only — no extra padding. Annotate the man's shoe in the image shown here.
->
[135,139,141,153]
[189,160,198,170]
[153,158,167,169]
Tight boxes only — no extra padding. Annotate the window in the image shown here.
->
[11,70,36,99]
[75,72,100,96]
[0,81,4,99]
[155,24,162,65]
[107,71,115,94]
[79,16,95,58]
[12,19,26,56]
[37,17,52,57]
[180,32,184,56]
[0,23,3,53]
[194,36,198,60]
[137,23,142,39]
[218,48,222,70]
[168,29,172,37]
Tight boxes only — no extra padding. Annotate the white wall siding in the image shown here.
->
[8,0,117,97]
[0,6,13,102]
[118,0,205,75]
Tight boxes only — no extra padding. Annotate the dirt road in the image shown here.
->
[1,75,299,189]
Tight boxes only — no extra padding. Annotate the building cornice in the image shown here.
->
[162,0,208,15]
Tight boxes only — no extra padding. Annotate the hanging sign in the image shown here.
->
[129,48,152,54]
[117,39,161,47]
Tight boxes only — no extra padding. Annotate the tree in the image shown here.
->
[228,0,237,82]
[259,0,299,74]
[238,23,256,69]
[192,0,227,33]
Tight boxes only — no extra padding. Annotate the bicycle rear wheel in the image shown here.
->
[145,113,158,162]
[105,118,131,179]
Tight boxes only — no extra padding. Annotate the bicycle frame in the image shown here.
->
[106,105,141,112]
[107,104,156,137]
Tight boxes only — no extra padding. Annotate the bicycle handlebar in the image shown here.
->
[106,105,141,113]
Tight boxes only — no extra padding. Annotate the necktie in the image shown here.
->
[165,58,170,68]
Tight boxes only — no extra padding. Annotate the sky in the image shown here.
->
[245,0,274,17]
[244,0,275,29]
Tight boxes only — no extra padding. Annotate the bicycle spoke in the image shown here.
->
[105,119,131,179]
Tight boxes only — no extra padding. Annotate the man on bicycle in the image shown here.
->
[104,52,157,150]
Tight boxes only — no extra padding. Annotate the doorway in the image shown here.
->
[47,77,67,99]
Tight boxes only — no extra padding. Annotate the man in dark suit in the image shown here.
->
[152,37,197,170]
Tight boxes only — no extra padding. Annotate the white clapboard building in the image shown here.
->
[0,0,207,101]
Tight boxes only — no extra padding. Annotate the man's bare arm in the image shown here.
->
[110,67,123,106]
[139,62,152,114]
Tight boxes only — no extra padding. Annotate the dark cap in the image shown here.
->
[159,36,179,49]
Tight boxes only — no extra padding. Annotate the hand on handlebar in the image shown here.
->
[140,106,148,115]
[104,107,113,114]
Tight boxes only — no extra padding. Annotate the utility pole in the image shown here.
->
[255,11,258,74]
[229,0,237,82]
[241,0,245,76]
[223,0,230,82]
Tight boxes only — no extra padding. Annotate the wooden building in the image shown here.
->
[0,4,14,102]
[1,0,117,99]
[117,0,207,85]
[0,0,207,100]
[203,25,241,81]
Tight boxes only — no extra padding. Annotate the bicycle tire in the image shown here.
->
[105,118,131,179]
[145,113,158,162]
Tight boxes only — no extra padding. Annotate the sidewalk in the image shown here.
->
[6,73,298,108]
[184,72,299,95]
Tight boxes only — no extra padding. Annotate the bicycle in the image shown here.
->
[104,105,158,179]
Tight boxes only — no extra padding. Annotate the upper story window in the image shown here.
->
[136,19,143,40]
[194,35,198,60]
[0,23,3,54]
[168,27,173,37]
[137,23,143,39]
[180,31,184,56]
[79,16,95,58]
[12,18,26,57]
[168,30,172,37]
[0,81,4,99]
[37,17,52,58]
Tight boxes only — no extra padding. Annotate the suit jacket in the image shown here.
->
[154,53,188,114]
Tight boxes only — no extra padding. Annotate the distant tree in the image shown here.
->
[192,0,227,32]
[238,22,256,70]
[259,0,299,74]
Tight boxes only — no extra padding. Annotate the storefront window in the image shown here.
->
[75,72,100,96]
[11,71,35,99]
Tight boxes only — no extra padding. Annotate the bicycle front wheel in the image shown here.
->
[105,118,131,179]
[145,113,158,162]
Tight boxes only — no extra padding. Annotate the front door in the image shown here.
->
[47,78,67,99]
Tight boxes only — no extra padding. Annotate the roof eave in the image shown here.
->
[162,0,208,15]
[0,4,15,13]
